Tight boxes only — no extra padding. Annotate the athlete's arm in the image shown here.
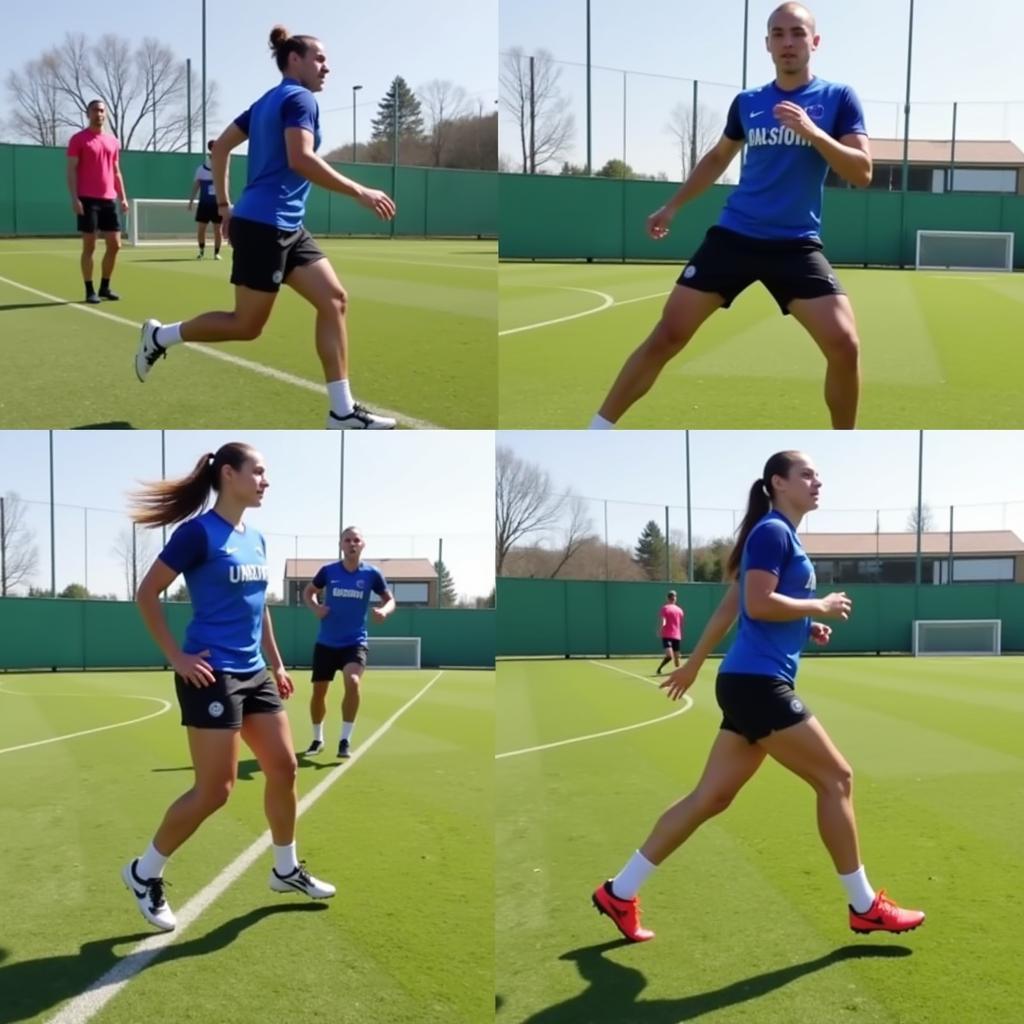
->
[66,156,82,214]
[261,606,294,697]
[772,100,872,187]
[370,587,396,622]
[745,570,851,621]
[113,152,128,210]
[659,583,739,699]
[209,123,247,207]
[188,179,200,207]
[302,581,329,619]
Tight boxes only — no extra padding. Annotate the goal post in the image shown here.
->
[912,619,1002,656]
[915,230,1014,272]
[129,199,207,247]
[366,636,421,669]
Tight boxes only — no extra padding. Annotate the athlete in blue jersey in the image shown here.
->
[593,451,926,942]
[135,25,398,430]
[591,2,870,431]
[188,140,223,260]
[122,442,335,932]
[301,526,395,759]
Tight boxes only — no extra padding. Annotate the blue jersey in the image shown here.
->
[159,510,269,674]
[719,77,866,241]
[194,160,215,203]
[232,78,321,231]
[312,561,389,648]
[720,511,816,683]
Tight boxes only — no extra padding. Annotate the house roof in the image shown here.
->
[800,530,1024,557]
[284,558,438,580]
[870,139,1024,166]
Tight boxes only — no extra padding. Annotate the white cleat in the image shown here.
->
[135,319,167,382]
[269,862,336,899]
[325,404,396,430]
[122,859,176,931]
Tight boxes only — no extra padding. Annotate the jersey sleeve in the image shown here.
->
[67,133,82,157]
[193,165,203,181]
[723,95,745,141]
[835,85,867,137]
[233,107,252,136]
[744,520,790,576]
[311,565,328,589]
[159,518,208,574]
[281,90,318,134]
[371,568,389,597]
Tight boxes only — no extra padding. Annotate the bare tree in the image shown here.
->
[906,504,934,533]
[496,447,568,574]
[547,496,594,579]
[111,524,158,600]
[665,101,727,181]
[5,59,63,145]
[418,79,468,166]
[0,493,40,595]
[500,47,574,173]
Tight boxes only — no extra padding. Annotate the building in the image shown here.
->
[800,531,1024,586]
[283,558,439,607]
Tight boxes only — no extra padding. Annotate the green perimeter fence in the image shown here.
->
[497,578,1024,657]
[0,144,496,238]
[0,598,495,670]
[498,174,1024,268]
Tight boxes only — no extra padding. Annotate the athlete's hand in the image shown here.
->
[172,650,215,687]
[120,197,129,214]
[772,101,821,142]
[646,205,674,240]
[312,604,330,620]
[660,660,699,700]
[357,187,396,221]
[370,606,389,622]
[810,622,832,646]
[72,198,84,216]
[188,199,194,211]
[273,666,294,699]
[818,592,852,620]
[219,204,232,239]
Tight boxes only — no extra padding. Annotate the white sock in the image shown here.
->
[611,850,656,900]
[312,722,324,742]
[589,414,614,430]
[155,322,184,347]
[137,841,169,880]
[327,379,354,417]
[839,865,876,913]
[341,721,355,743]
[273,841,299,876]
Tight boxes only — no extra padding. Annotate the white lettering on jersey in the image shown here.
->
[331,587,365,599]
[746,125,815,148]
[229,564,269,584]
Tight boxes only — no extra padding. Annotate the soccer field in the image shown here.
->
[0,238,496,429]
[498,262,1024,428]
[0,668,493,1024]
[496,656,1024,1023]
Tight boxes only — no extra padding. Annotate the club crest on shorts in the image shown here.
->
[208,700,225,718]
[272,270,284,284]
[790,698,804,714]
[683,265,696,279]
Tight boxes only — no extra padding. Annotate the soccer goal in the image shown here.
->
[129,199,207,247]
[915,230,1014,272]
[912,619,1002,656]
[366,636,422,669]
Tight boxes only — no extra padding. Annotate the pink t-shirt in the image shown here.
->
[67,129,120,199]
[660,604,683,640]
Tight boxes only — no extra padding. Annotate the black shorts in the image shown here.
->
[195,201,222,224]
[77,197,121,234]
[229,216,325,293]
[661,637,681,652]
[311,642,368,682]
[678,226,845,315]
[716,672,811,743]
[174,667,283,729]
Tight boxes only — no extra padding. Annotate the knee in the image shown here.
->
[825,329,859,370]
[693,786,736,819]
[343,676,361,694]
[197,778,234,811]
[649,316,692,357]
[818,762,854,800]
[267,756,298,787]
[322,286,348,318]
[82,238,96,255]
[107,237,122,253]
[236,320,265,341]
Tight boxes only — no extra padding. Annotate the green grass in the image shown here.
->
[498,262,1024,427]
[496,656,1024,1023]
[0,238,496,429]
[0,668,493,1024]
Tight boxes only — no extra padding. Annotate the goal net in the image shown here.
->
[915,230,1014,272]
[912,619,1002,656]
[129,199,211,247]
[366,636,422,669]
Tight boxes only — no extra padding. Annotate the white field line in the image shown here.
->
[498,288,669,336]
[44,670,444,1024]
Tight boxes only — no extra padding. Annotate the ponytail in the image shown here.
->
[268,25,318,71]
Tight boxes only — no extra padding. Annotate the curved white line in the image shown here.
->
[496,659,694,759]
[498,288,668,337]
[0,685,172,755]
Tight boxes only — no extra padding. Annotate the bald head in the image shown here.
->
[768,2,816,34]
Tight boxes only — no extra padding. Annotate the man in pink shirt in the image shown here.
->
[656,590,684,675]
[66,99,129,304]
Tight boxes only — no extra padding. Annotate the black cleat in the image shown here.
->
[337,739,352,759]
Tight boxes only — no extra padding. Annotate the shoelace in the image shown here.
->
[294,861,313,886]
[144,339,167,367]
[147,875,169,909]
[872,889,896,916]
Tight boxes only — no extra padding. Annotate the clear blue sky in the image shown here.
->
[498,430,1024,550]
[0,431,495,601]
[499,0,1024,176]
[2,0,497,153]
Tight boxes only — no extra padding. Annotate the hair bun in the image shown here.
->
[269,25,289,49]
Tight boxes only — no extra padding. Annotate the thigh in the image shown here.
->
[676,228,756,309]
[241,706,296,775]
[763,246,846,316]
[285,248,340,309]
[787,293,859,355]
[342,659,365,686]
[756,714,850,787]
[186,725,240,787]
[229,217,289,293]
[231,284,277,332]
[692,727,767,800]
[101,230,121,248]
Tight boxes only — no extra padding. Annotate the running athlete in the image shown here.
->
[123,442,335,932]
[593,450,925,941]
[302,526,395,759]
[590,3,870,430]
[655,590,684,675]
[188,140,224,260]
[66,99,128,304]
[135,26,398,429]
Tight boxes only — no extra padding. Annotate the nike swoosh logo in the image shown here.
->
[856,914,886,925]
[132,886,147,899]
[225,548,238,555]
[750,110,765,118]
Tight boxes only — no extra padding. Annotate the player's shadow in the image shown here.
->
[74,421,134,429]
[521,939,913,1023]
[0,301,73,312]
[152,756,265,781]
[0,902,325,1023]
[133,256,201,263]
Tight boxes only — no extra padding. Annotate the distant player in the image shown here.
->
[134,25,398,429]
[189,140,223,260]
[66,99,128,304]
[590,2,871,430]
[592,450,925,942]
[302,526,395,758]
[655,590,684,674]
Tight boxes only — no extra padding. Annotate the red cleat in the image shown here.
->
[592,881,655,942]
[850,889,926,934]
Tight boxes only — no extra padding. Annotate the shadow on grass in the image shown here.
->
[73,421,134,429]
[518,940,913,1023]
[0,301,73,313]
[0,902,326,1023]
[153,753,347,781]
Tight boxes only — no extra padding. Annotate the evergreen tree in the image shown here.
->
[370,76,425,142]
[434,559,458,608]
[634,520,668,581]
